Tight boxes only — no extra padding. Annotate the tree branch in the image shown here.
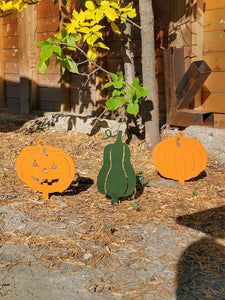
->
[59,42,110,76]
[117,14,142,30]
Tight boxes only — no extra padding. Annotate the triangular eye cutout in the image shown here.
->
[32,160,39,167]
[43,168,48,173]
[51,163,57,169]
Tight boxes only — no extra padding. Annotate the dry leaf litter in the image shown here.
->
[0,115,225,300]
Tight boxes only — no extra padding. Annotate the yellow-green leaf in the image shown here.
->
[95,42,109,50]
[111,22,121,35]
[109,0,119,9]
[127,9,137,19]
[91,25,105,32]
[87,34,99,46]
[85,0,95,10]
[104,7,118,21]
[100,1,110,10]
[77,9,86,24]
[95,9,104,22]
[78,27,90,34]
[87,46,97,60]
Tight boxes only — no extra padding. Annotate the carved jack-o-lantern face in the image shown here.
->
[16,140,75,199]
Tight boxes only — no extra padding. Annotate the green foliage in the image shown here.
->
[36,0,150,117]
[104,223,111,231]
[104,72,150,116]
[137,169,148,186]
[192,186,198,198]
[131,197,141,211]
[37,33,79,74]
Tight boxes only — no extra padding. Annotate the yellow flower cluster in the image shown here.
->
[0,0,27,12]
[64,0,136,60]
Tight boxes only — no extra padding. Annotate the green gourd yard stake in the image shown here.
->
[97,130,136,205]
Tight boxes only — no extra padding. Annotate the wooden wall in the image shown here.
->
[0,0,169,126]
[202,0,225,127]
[37,0,61,112]
[1,14,20,112]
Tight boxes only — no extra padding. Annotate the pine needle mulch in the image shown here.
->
[0,119,225,299]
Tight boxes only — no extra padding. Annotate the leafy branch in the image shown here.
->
[104,72,150,116]
[36,0,150,117]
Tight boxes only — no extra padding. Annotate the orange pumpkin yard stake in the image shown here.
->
[152,131,207,184]
[16,140,75,199]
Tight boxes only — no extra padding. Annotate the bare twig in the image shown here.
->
[59,42,110,76]
[91,109,107,131]
[117,14,142,29]
[80,67,101,86]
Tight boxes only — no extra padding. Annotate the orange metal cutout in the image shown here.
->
[16,139,75,199]
[152,132,208,184]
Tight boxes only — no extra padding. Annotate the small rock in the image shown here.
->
[84,253,93,260]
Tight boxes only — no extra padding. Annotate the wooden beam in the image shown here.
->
[0,17,5,108]
[191,0,204,108]
[163,47,185,123]
[176,60,211,109]
[18,5,38,114]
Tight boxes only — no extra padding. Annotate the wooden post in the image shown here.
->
[0,17,5,108]
[163,47,185,123]
[191,0,204,108]
[18,5,38,114]
[60,0,72,112]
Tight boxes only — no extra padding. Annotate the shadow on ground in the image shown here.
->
[0,113,40,132]
[176,206,225,299]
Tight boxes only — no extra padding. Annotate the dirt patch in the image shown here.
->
[0,118,225,299]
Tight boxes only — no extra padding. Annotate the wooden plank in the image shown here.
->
[203,72,225,93]
[2,22,18,36]
[214,113,225,128]
[37,16,59,33]
[4,73,20,83]
[155,56,164,75]
[168,0,192,70]
[0,17,5,107]
[203,51,225,71]
[176,60,211,109]
[6,98,20,112]
[18,5,38,113]
[38,74,61,88]
[37,32,57,43]
[156,74,165,94]
[5,84,20,98]
[37,2,59,18]
[3,49,18,61]
[3,36,18,49]
[192,0,204,108]
[2,15,17,25]
[71,88,97,115]
[39,87,62,101]
[202,92,225,113]
[204,0,225,11]
[204,8,225,31]
[158,93,166,112]
[153,0,169,19]
[4,61,19,74]
[163,48,176,123]
[39,101,61,112]
[203,31,225,52]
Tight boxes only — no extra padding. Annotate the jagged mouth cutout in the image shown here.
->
[32,159,59,185]
[32,177,59,185]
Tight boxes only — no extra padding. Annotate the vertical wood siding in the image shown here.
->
[0,0,170,126]
[2,15,20,112]
[202,0,225,123]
